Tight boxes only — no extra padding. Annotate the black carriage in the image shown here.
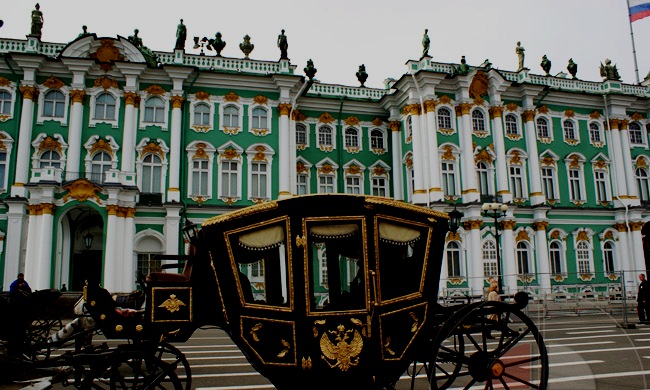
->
[12,194,548,389]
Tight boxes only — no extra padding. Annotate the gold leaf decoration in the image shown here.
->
[158,294,186,313]
[195,91,210,100]
[42,75,65,89]
[144,84,166,96]
[62,179,102,204]
[253,95,268,105]
[319,112,335,124]
[93,76,118,90]
[344,116,360,126]
[224,91,239,102]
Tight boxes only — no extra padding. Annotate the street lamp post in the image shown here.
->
[482,202,508,294]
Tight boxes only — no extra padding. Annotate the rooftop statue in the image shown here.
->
[277,29,288,60]
[567,58,578,79]
[479,59,492,71]
[540,55,552,76]
[175,19,187,51]
[422,29,430,58]
[213,32,226,57]
[454,55,470,76]
[600,59,621,81]
[77,25,91,39]
[128,29,143,49]
[304,59,317,80]
[516,41,525,71]
[356,64,368,87]
[30,3,44,39]
[239,34,254,59]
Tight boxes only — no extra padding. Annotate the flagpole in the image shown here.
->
[627,0,641,84]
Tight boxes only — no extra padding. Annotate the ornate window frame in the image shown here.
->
[186,140,216,202]
[481,238,498,278]
[515,227,535,280]
[599,228,619,277]
[403,152,414,202]
[37,77,70,126]
[539,150,561,204]
[471,108,489,138]
[636,157,650,202]
[445,240,465,279]
[135,138,169,201]
[588,120,604,147]
[548,228,568,278]
[628,120,647,147]
[0,78,17,122]
[439,144,461,201]
[565,153,587,205]
[247,96,272,136]
[506,149,529,203]
[217,141,243,203]
[316,124,335,152]
[138,85,170,130]
[405,115,413,144]
[562,118,579,145]
[83,135,120,182]
[504,113,521,140]
[316,158,338,194]
[245,143,275,202]
[218,92,243,135]
[31,133,68,170]
[189,91,215,133]
[88,79,121,128]
[475,147,496,200]
[572,228,595,280]
[369,160,390,197]
[344,126,362,153]
[368,127,386,155]
[436,105,455,135]
[535,115,553,144]
[591,154,612,205]
[0,131,15,192]
[296,157,312,195]
[295,122,309,150]
[343,159,365,195]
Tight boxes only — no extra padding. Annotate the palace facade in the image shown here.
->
[1,24,650,297]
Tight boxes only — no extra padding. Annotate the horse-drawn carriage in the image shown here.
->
[3,194,549,389]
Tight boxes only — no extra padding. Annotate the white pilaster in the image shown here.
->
[122,209,136,292]
[608,121,628,199]
[533,219,551,295]
[35,206,54,290]
[468,222,484,296]
[103,206,119,292]
[13,86,36,197]
[23,210,41,290]
[631,224,646,273]
[168,94,183,202]
[407,105,426,204]
[490,106,511,203]
[121,93,137,173]
[424,101,443,202]
[165,205,182,256]
[2,201,27,290]
[458,103,479,203]
[501,222,517,294]
[620,122,638,199]
[523,110,544,205]
[278,103,291,199]
[66,90,85,180]
[390,121,404,201]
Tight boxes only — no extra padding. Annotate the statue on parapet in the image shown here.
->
[540,55,552,76]
[516,41,525,71]
[30,3,44,39]
[479,59,492,71]
[78,25,91,39]
[356,64,368,87]
[600,59,621,81]
[213,32,226,56]
[567,58,578,79]
[422,29,430,58]
[128,29,143,49]
[304,59,317,80]
[175,19,187,51]
[454,55,470,76]
[278,29,288,60]
[240,35,254,59]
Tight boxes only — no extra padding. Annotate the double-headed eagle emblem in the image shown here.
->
[320,324,363,371]
[159,294,186,313]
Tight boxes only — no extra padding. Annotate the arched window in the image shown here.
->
[252,107,268,129]
[563,120,576,141]
[94,93,116,120]
[516,242,531,275]
[482,241,497,277]
[636,167,650,202]
[39,150,61,168]
[141,154,162,193]
[437,107,452,130]
[0,90,11,114]
[536,117,550,138]
[406,116,413,139]
[576,241,591,274]
[193,102,210,126]
[603,241,615,274]
[630,122,644,145]
[223,105,239,127]
[549,241,563,275]
[318,126,333,147]
[589,122,602,143]
[505,114,519,136]
[472,110,486,132]
[296,123,307,145]
[90,152,112,184]
[43,90,65,118]
[370,129,384,149]
[446,241,462,277]
[144,97,165,123]
[345,128,359,148]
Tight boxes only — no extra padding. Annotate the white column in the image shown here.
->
[608,120,628,198]
[631,223,646,273]
[23,207,41,290]
[523,110,544,205]
[468,221,484,296]
[121,208,136,292]
[168,95,184,203]
[13,86,37,197]
[165,206,182,256]
[34,204,54,290]
[489,106,511,203]
[424,100,443,201]
[390,121,404,201]
[66,90,86,180]
[501,221,517,294]
[617,226,633,276]
[533,221,552,295]
[407,104,426,204]
[620,121,638,198]
[103,205,119,292]
[457,104,479,203]
[278,103,292,199]
[121,92,137,173]
[2,201,27,290]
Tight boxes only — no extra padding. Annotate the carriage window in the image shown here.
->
[228,222,290,307]
[307,220,366,312]
[377,220,429,301]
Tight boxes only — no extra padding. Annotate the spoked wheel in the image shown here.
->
[155,342,191,390]
[428,300,548,389]
[83,349,183,389]
[26,317,62,361]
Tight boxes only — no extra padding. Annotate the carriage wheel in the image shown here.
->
[27,317,62,361]
[155,342,192,390]
[82,349,183,389]
[428,300,548,390]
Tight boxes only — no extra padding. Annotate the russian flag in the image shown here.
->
[630,0,650,22]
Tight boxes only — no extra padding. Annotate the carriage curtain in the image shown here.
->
[378,221,420,245]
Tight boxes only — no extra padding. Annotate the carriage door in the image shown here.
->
[372,216,432,363]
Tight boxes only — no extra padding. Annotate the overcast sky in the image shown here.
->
[2,1,649,88]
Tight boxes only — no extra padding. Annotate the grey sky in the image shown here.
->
[2,1,649,87]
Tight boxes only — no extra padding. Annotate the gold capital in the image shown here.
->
[522,110,535,122]
[278,103,292,116]
[463,219,482,230]
[630,222,644,231]
[123,92,138,106]
[532,221,549,231]
[501,220,517,230]
[171,95,184,109]
[389,121,401,132]
[423,100,437,113]
[70,89,86,104]
[407,104,421,116]
[488,106,504,119]
[609,119,620,130]
[106,205,119,216]
[41,203,55,215]
[19,86,38,101]
[456,103,472,116]
[620,120,629,130]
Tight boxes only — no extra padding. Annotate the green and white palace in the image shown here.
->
[1,21,650,299]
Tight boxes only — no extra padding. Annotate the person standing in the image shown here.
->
[9,273,31,303]
[638,274,650,323]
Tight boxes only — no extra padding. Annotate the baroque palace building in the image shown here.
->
[1,21,650,297]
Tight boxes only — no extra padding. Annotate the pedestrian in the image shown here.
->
[638,274,650,324]
[484,280,500,339]
[61,283,67,292]
[9,273,31,303]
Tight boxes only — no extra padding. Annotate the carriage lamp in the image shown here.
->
[481,202,509,294]
[448,207,463,233]
[83,232,93,249]
[182,218,201,245]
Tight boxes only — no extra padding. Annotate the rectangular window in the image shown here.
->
[192,160,208,196]
[345,176,361,194]
[595,170,607,203]
[569,169,582,201]
[221,161,238,197]
[509,166,524,198]
[441,162,456,196]
[297,174,309,195]
[318,130,332,146]
[372,177,387,197]
[549,247,562,274]
[137,253,162,276]
[319,175,335,193]
[251,161,268,198]
[541,166,556,200]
